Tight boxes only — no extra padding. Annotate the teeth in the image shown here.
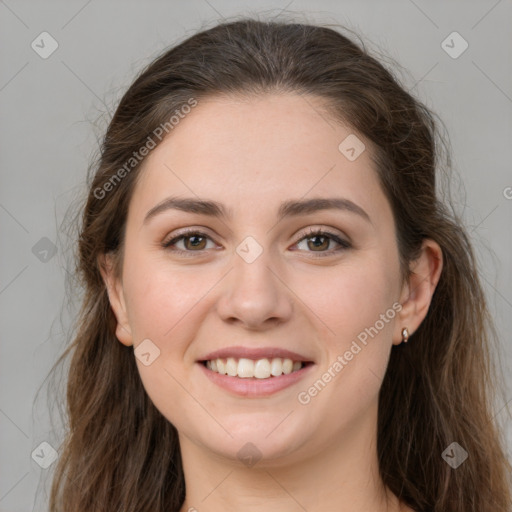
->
[226,357,238,377]
[238,358,256,378]
[282,358,293,375]
[205,357,304,378]
[270,358,282,376]
[254,358,271,379]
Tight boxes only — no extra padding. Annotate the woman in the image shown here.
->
[48,17,512,512]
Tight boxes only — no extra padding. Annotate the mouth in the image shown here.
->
[200,357,314,379]
[196,347,316,397]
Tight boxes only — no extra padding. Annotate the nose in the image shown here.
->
[215,246,294,330]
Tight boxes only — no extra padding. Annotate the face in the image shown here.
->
[103,93,410,466]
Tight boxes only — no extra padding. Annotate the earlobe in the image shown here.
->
[97,253,134,347]
[393,239,443,345]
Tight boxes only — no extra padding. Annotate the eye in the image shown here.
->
[293,228,351,257]
[162,230,217,256]
[162,227,351,257]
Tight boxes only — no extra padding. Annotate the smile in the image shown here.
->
[203,357,306,379]
[198,358,315,398]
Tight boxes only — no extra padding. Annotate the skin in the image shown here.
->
[100,93,442,512]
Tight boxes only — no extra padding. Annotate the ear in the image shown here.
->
[98,253,134,347]
[393,239,443,345]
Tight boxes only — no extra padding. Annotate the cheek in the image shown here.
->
[302,257,398,344]
[121,253,210,424]
[300,257,398,405]
[122,251,209,345]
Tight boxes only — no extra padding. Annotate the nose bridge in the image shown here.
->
[216,234,293,328]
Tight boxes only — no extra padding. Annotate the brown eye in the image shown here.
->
[294,229,351,257]
[162,228,351,258]
[181,234,207,250]
[306,234,330,251]
[162,231,215,254]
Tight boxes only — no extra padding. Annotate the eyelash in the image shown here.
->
[161,227,351,258]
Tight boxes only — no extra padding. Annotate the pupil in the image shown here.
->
[310,235,327,250]
[188,236,204,249]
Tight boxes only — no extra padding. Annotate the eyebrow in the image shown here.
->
[143,196,372,225]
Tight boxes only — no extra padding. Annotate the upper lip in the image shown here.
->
[199,346,314,363]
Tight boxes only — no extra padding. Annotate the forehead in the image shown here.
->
[128,93,390,227]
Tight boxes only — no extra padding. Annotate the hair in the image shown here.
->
[46,15,511,512]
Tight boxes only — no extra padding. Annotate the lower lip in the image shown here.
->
[197,362,315,397]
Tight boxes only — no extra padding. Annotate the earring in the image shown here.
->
[401,327,409,343]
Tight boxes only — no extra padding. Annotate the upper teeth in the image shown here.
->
[206,357,303,379]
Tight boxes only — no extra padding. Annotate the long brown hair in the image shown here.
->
[47,16,512,511]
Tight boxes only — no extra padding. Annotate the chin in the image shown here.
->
[192,417,313,466]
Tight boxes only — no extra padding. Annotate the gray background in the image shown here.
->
[1,1,511,510]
